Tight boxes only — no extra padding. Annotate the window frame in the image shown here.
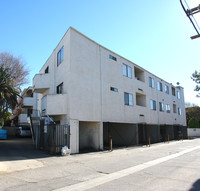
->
[57,82,64,94]
[110,87,118,92]
[123,64,132,79]
[150,100,156,110]
[178,107,181,115]
[159,102,164,112]
[165,85,169,94]
[166,104,171,113]
[177,91,180,99]
[157,81,163,92]
[149,77,155,88]
[124,92,133,106]
[109,54,117,61]
[57,46,64,66]
[172,87,176,96]
[45,66,49,74]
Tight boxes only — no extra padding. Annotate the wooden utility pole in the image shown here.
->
[180,1,200,39]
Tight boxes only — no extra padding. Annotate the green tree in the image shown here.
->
[191,70,200,97]
[186,106,200,125]
[0,64,19,126]
[188,117,199,128]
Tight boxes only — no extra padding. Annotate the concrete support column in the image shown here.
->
[99,122,103,150]
[136,124,139,145]
[70,119,79,154]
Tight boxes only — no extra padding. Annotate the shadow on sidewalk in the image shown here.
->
[0,137,51,161]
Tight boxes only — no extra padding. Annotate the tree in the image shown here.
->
[0,52,29,91]
[191,70,200,97]
[185,106,200,126]
[0,64,19,126]
[188,117,199,129]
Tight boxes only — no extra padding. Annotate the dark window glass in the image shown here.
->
[57,82,63,94]
[45,66,49,74]
[109,55,117,61]
[57,46,64,66]
[110,87,118,92]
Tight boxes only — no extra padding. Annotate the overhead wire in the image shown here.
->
[184,0,200,32]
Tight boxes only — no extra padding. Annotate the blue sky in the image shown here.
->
[0,0,200,105]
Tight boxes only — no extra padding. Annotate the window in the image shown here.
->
[165,85,169,94]
[57,46,64,66]
[45,66,49,74]
[57,82,63,94]
[110,87,118,92]
[177,91,180,99]
[123,64,132,78]
[173,104,177,113]
[157,81,163,91]
[178,107,181,115]
[172,87,176,96]
[149,77,155,88]
[159,102,164,112]
[109,54,117,61]
[150,100,156,110]
[124,92,133,106]
[166,104,171,113]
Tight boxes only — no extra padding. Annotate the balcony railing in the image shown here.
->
[33,73,50,93]
[22,97,34,107]
[41,94,67,116]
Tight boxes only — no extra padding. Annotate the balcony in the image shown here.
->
[18,114,28,125]
[22,97,34,107]
[33,73,50,93]
[41,94,67,116]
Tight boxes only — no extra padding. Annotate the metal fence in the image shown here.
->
[42,124,70,155]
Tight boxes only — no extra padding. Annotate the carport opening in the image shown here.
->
[103,122,138,149]
[79,121,100,153]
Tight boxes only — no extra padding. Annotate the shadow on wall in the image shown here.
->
[189,179,200,191]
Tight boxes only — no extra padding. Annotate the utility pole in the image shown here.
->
[180,0,200,39]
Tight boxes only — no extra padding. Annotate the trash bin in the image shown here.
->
[0,129,7,140]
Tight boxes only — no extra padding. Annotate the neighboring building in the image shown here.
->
[12,87,37,126]
[33,27,187,154]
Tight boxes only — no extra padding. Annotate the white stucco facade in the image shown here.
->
[33,27,187,153]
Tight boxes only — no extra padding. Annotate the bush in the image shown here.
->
[188,117,199,128]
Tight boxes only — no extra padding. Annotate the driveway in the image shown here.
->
[0,137,50,161]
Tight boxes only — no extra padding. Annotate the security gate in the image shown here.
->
[43,124,70,154]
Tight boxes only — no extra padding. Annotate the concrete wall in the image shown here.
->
[79,121,101,151]
[188,128,200,137]
[68,28,186,126]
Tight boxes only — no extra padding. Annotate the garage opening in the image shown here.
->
[160,125,174,141]
[79,121,100,152]
[138,124,160,144]
[103,122,138,149]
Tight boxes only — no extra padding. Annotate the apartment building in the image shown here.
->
[12,87,37,126]
[33,27,187,154]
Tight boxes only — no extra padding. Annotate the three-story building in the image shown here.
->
[33,27,186,153]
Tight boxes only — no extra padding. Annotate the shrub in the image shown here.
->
[188,117,199,128]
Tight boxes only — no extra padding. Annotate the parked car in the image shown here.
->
[16,126,32,137]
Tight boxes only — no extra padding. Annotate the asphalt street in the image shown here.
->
[0,137,200,191]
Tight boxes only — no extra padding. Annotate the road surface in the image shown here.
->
[0,138,200,190]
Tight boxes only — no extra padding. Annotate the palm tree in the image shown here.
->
[0,64,19,126]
